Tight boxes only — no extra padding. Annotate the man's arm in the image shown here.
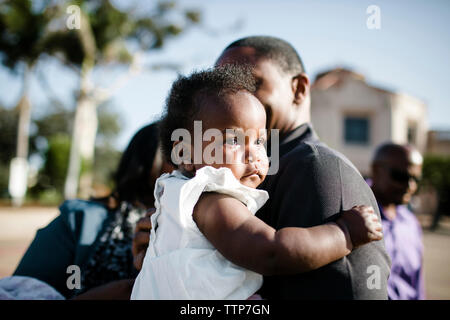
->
[257,144,390,299]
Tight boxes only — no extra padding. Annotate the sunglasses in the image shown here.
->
[384,166,421,184]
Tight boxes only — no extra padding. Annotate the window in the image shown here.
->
[344,116,370,145]
[407,123,417,145]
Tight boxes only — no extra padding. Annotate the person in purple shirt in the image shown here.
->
[370,143,425,300]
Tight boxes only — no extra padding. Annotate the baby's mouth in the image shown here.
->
[241,168,260,179]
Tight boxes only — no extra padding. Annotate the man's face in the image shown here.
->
[216,47,295,133]
[373,154,422,205]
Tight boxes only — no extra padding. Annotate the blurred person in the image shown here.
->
[12,122,174,299]
[0,276,65,300]
[132,35,391,299]
[370,143,425,300]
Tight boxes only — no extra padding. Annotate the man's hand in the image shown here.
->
[132,208,154,271]
[336,205,383,248]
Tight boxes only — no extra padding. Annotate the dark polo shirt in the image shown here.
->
[256,123,391,299]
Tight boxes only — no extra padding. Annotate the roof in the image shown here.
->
[312,68,365,90]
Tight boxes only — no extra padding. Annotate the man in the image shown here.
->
[370,143,425,300]
[133,36,391,299]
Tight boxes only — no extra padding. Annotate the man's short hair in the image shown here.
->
[372,142,423,165]
[221,36,306,75]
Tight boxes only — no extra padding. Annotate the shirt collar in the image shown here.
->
[278,122,320,156]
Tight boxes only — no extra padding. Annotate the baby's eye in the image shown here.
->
[225,136,238,145]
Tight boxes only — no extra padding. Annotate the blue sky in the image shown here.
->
[1,0,449,150]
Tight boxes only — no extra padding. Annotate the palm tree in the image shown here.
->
[44,0,200,199]
[1,0,200,201]
[0,0,56,205]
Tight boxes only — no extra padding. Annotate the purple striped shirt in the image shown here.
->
[380,205,425,300]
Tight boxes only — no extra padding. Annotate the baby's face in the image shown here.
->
[191,90,269,189]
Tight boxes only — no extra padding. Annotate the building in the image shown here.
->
[311,68,428,176]
[426,130,450,156]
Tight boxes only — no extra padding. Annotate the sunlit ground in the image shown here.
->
[0,206,449,299]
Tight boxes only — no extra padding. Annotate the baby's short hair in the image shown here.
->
[159,64,257,164]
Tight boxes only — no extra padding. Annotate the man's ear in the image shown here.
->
[371,163,383,180]
[292,73,310,105]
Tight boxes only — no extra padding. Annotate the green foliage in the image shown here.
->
[0,162,10,198]
[0,0,202,69]
[93,144,121,190]
[27,103,123,199]
[0,0,55,69]
[35,133,71,192]
[0,106,18,164]
[93,103,123,189]
[80,154,93,179]
[31,107,73,144]
[0,106,18,196]
[36,188,63,206]
[0,0,201,203]
[35,0,201,67]
[0,102,123,201]
[422,155,450,191]
[421,154,450,214]
[96,102,122,144]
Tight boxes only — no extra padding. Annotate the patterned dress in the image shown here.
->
[75,202,146,296]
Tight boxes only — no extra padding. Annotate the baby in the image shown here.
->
[131,65,382,299]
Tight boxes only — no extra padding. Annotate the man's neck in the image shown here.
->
[372,188,398,220]
[279,117,309,139]
[278,101,311,137]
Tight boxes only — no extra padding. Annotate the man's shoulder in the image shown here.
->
[280,139,361,177]
[274,139,376,213]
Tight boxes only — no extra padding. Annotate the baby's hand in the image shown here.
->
[336,205,383,249]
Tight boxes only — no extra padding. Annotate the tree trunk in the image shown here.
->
[64,98,98,199]
[16,90,31,158]
[63,97,98,199]
[9,66,31,206]
[64,10,98,199]
[64,63,98,199]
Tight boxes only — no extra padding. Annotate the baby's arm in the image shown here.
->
[193,193,382,276]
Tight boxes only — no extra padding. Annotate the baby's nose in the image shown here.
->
[245,144,261,163]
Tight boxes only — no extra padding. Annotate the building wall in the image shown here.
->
[312,78,390,176]
[311,74,428,176]
[390,93,428,153]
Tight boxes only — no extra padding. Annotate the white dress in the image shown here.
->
[130,166,269,300]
